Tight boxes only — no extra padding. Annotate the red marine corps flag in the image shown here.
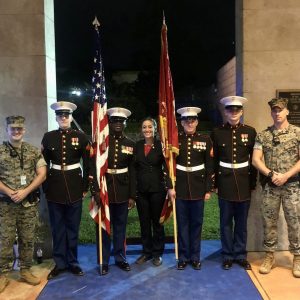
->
[158,16,179,258]
[89,17,110,235]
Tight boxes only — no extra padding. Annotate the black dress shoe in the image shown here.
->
[99,264,109,275]
[69,265,84,276]
[177,261,188,270]
[116,261,131,271]
[235,259,252,270]
[152,256,163,266]
[47,265,65,280]
[135,254,152,265]
[191,260,201,270]
[222,259,233,270]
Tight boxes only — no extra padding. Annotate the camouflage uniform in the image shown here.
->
[0,141,47,273]
[254,124,300,254]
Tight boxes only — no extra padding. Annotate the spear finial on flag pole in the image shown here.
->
[93,16,100,27]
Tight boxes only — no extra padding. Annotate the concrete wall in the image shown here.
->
[0,0,56,258]
[0,0,57,147]
[216,57,236,122]
[236,0,300,251]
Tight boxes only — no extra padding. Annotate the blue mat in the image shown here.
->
[38,241,262,300]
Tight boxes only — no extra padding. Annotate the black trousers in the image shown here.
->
[136,191,166,257]
[96,201,129,264]
[48,200,82,269]
[219,198,250,260]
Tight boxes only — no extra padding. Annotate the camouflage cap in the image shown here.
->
[6,115,25,127]
[268,98,288,109]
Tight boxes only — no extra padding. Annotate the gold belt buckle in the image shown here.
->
[233,163,238,168]
[61,165,66,171]
[186,166,192,172]
[110,169,117,174]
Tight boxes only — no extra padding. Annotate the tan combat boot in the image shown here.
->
[292,255,300,278]
[20,269,41,286]
[259,252,275,274]
[0,275,9,293]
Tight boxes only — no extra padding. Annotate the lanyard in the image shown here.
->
[7,142,24,170]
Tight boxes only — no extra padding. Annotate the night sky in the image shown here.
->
[54,0,235,89]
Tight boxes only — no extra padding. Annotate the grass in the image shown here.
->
[79,193,220,244]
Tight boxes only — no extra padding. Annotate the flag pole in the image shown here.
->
[169,152,178,260]
[98,205,103,275]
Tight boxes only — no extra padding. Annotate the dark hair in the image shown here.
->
[141,117,157,133]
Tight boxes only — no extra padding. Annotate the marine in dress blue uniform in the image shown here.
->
[42,101,90,279]
[91,107,136,275]
[211,96,257,270]
[174,107,214,270]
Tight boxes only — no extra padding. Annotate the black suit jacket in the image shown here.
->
[135,139,172,193]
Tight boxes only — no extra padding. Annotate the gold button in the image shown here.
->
[115,154,118,157]
[188,147,191,150]
[234,142,236,145]
[187,157,190,160]
[114,159,117,162]
[233,154,236,157]
[233,160,236,163]
[63,140,66,143]
[188,152,191,155]
[63,152,66,154]
[63,163,66,166]
[114,165,117,168]
[63,157,66,160]
[233,148,236,151]
[233,136,236,139]
[62,135,66,138]
[63,145,66,148]
[233,130,235,133]
[188,138,191,141]
[187,162,191,165]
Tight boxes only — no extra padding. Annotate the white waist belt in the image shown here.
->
[51,163,81,171]
[176,164,205,172]
[107,167,128,174]
[219,161,249,169]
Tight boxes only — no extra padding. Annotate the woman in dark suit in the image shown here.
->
[135,117,172,266]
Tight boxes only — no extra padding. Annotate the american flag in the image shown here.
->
[89,17,110,234]
[159,17,179,224]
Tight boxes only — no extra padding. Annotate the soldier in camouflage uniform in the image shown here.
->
[252,98,300,278]
[0,116,47,292]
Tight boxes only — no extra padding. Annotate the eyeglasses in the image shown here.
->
[56,114,70,119]
[9,127,24,131]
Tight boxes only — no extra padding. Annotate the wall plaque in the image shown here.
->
[276,90,300,127]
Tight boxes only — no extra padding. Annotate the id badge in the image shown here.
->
[20,175,27,185]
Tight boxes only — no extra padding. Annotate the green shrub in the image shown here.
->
[79,193,220,244]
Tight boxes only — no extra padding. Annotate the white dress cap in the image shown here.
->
[177,106,201,117]
[220,96,248,107]
[50,101,77,113]
[107,107,131,118]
